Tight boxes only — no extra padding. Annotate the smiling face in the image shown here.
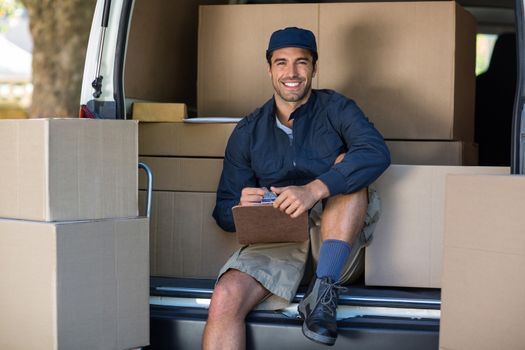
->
[268,47,317,108]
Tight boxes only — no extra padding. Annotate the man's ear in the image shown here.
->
[267,63,272,76]
[312,63,318,78]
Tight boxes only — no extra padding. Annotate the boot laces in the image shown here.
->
[319,280,347,317]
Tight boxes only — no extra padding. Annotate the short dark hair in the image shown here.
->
[266,51,318,66]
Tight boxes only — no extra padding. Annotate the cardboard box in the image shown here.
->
[124,0,229,107]
[386,141,478,165]
[139,121,236,157]
[0,119,138,221]
[139,190,240,278]
[0,112,26,119]
[139,156,223,192]
[132,102,187,122]
[439,175,525,350]
[319,2,475,140]
[198,4,319,117]
[0,217,149,350]
[365,165,509,288]
[198,2,476,141]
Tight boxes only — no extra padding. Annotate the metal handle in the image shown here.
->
[138,162,153,219]
[101,0,112,27]
[92,0,112,98]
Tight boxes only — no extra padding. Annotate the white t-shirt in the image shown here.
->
[275,116,293,143]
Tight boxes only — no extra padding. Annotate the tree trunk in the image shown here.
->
[21,0,96,118]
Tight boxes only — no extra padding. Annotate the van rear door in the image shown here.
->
[80,0,134,119]
[512,0,525,173]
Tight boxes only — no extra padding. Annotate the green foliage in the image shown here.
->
[0,0,24,32]
[0,0,23,17]
[476,34,498,76]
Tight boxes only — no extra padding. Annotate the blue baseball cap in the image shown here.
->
[266,27,318,62]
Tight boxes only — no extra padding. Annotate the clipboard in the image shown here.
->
[232,204,308,245]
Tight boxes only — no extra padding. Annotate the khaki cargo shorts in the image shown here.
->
[217,187,381,310]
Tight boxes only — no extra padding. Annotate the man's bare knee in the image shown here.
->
[209,272,246,321]
[208,269,267,322]
[324,188,367,213]
[321,188,368,241]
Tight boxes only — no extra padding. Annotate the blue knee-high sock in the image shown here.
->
[315,239,352,282]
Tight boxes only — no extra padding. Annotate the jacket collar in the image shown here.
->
[263,89,318,121]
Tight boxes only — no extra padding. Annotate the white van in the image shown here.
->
[79,1,522,349]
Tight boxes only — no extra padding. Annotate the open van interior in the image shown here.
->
[78,0,522,348]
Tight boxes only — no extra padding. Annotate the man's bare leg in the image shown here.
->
[202,269,269,350]
[321,187,368,243]
[321,151,368,245]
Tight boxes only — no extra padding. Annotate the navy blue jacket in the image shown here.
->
[213,89,391,232]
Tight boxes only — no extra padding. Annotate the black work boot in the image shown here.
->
[297,275,343,346]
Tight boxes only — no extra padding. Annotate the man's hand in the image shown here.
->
[271,179,330,218]
[240,187,268,206]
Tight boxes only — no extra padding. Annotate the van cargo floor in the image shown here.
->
[147,277,440,349]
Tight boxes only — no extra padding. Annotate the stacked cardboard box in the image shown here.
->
[385,141,478,166]
[198,2,476,141]
[138,120,240,279]
[137,134,498,287]
[365,165,509,288]
[139,121,235,157]
[137,124,485,283]
[194,1,494,289]
[197,1,479,166]
[0,119,149,350]
[439,174,525,349]
[134,2,497,289]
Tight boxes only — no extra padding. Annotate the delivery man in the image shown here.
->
[203,27,390,348]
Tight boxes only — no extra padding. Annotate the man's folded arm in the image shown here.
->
[318,99,391,196]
